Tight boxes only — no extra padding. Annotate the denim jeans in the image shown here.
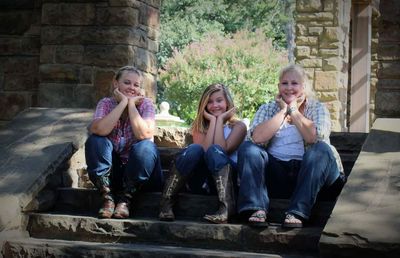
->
[85,135,163,195]
[175,143,236,194]
[237,140,341,219]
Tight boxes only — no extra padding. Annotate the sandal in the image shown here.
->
[282,213,303,228]
[98,199,115,219]
[248,210,268,227]
[113,202,130,219]
[203,214,228,224]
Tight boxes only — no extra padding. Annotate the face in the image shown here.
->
[206,90,228,116]
[278,70,304,104]
[114,71,142,97]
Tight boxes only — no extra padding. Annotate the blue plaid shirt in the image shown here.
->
[248,98,343,174]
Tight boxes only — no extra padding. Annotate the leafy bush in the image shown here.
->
[159,30,288,124]
[158,0,293,67]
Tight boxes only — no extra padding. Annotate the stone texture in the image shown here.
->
[320,118,400,257]
[315,71,339,91]
[154,126,191,148]
[42,3,96,25]
[0,108,92,238]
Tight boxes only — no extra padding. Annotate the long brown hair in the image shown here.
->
[191,83,237,134]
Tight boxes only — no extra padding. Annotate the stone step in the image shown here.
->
[3,237,314,258]
[54,188,335,226]
[26,212,322,256]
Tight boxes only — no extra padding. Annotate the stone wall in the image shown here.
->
[294,0,351,131]
[375,0,400,117]
[0,0,160,125]
[0,0,42,125]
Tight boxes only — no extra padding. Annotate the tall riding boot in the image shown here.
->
[203,164,236,224]
[159,164,187,221]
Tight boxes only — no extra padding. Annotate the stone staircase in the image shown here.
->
[2,133,367,258]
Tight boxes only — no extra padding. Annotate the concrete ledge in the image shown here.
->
[0,108,92,238]
[320,118,400,257]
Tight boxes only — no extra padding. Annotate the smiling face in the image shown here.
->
[278,70,305,104]
[206,90,228,116]
[113,71,142,98]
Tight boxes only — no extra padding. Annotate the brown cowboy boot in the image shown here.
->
[203,164,236,224]
[159,164,187,221]
[94,173,115,219]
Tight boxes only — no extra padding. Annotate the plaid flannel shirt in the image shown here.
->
[248,98,343,174]
[93,97,155,164]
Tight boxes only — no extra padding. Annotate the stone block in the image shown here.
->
[42,3,96,25]
[295,46,311,58]
[142,72,157,100]
[73,84,96,108]
[322,57,341,71]
[94,69,115,101]
[378,43,400,61]
[79,66,94,84]
[323,0,334,11]
[4,71,38,91]
[96,7,139,26]
[133,47,157,74]
[316,91,339,102]
[296,0,322,12]
[138,24,160,41]
[375,91,400,117]
[296,23,307,36]
[377,62,400,79]
[320,118,400,257]
[1,56,38,73]
[83,45,134,67]
[40,45,56,63]
[0,93,31,120]
[308,27,323,36]
[296,36,318,46]
[139,2,159,29]
[319,48,340,57]
[0,11,33,34]
[298,58,322,68]
[38,83,74,107]
[154,127,191,148]
[55,45,84,64]
[315,71,339,91]
[109,0,140,8]
[295,12,334,22]
[40,64,80,83]
[321,27,339,42]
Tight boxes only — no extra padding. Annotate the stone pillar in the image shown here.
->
[294,0,351,131]
[38,0,160,108]
[375,0,400,118]
[0,0,42,125]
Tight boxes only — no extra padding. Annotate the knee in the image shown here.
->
[85,134,111,149]
[183,143,205,157]
[130,140,157,157]
[205,144,226,160]
[238,141,261,159]
[304,141,332,162]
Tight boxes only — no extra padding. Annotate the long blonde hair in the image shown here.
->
[279,64,316,100]
[191,83,237,134]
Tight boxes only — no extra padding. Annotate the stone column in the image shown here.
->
[294,0,351,131]
[38,0,160,108]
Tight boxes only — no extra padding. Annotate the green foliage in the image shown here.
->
[160,30,288,124]
[158,0,293,67]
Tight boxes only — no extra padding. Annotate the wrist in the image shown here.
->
[286,106,297,115]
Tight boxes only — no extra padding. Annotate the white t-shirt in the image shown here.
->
[268,122,304,161]
[223,125,238,163]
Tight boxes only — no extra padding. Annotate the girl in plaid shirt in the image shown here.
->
[85,66,162,219]
[237,64,344,228]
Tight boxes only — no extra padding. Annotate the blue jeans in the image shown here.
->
[85,135,163,195]
[175,144,236,194]
[237,141,341,219]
